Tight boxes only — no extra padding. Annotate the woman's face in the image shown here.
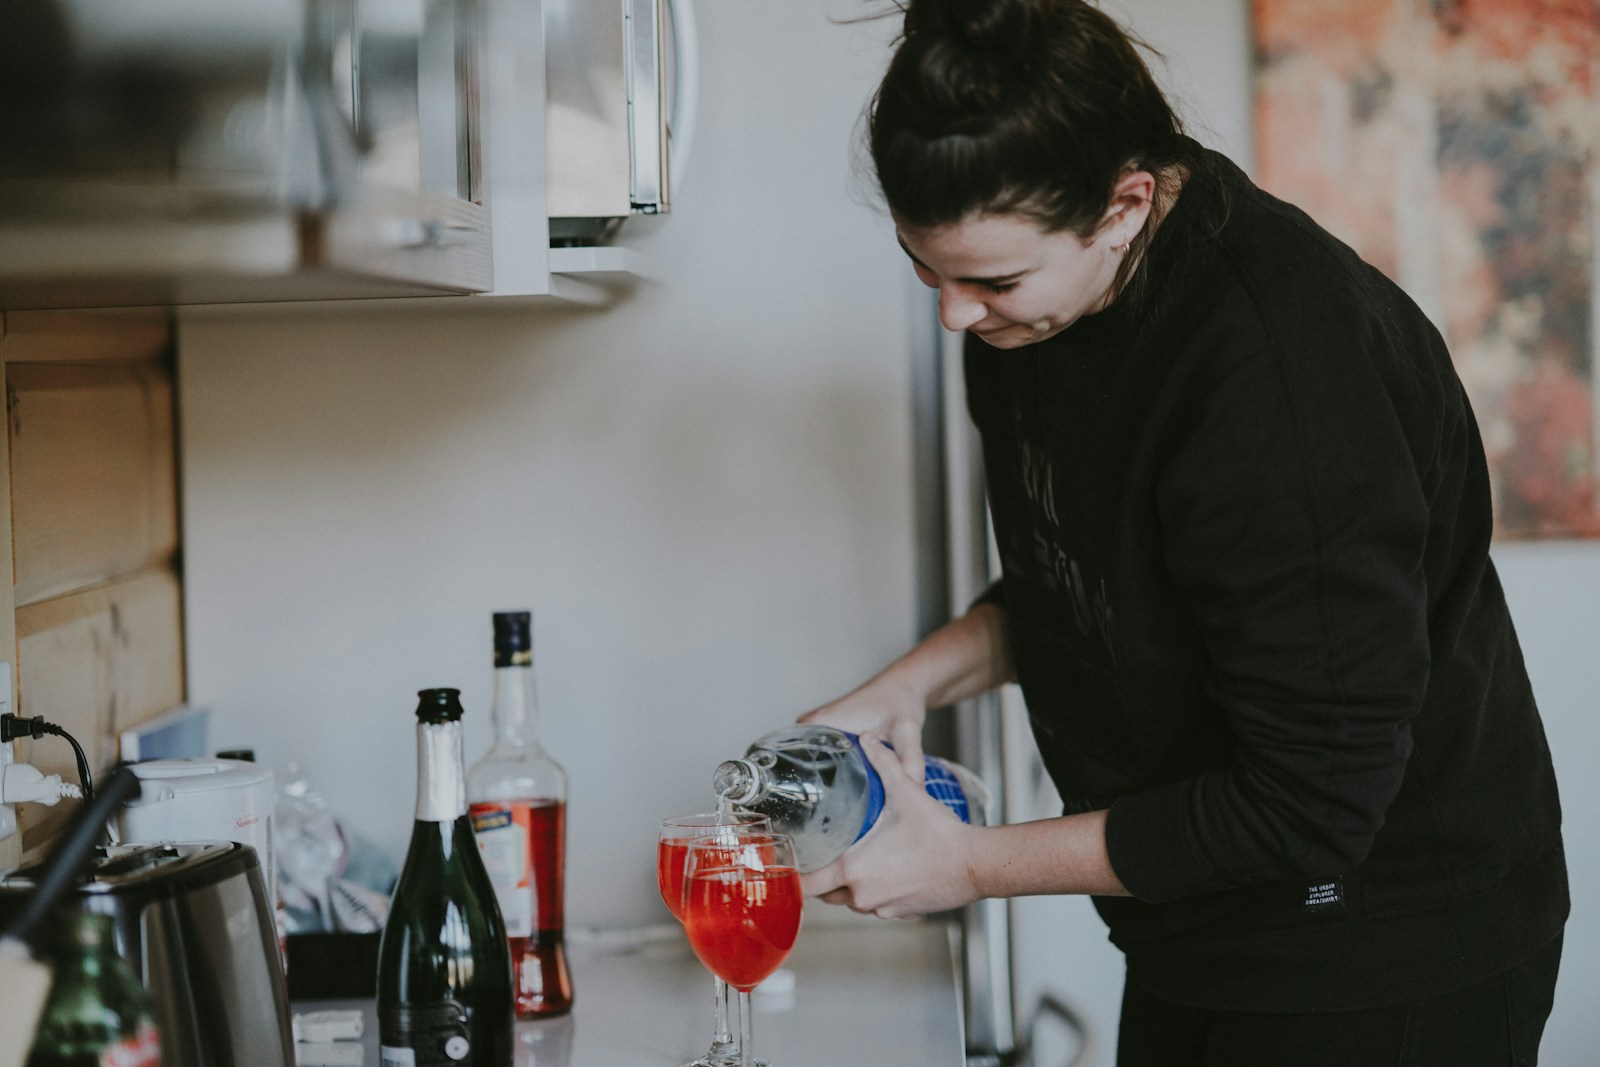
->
[896,211,1124,349]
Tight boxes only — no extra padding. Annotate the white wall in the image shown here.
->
[180,0,920,928]
[178,0,1597,1062]
[1491,546,1600,1066]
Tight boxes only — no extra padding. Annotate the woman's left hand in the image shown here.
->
[800,732,982,919]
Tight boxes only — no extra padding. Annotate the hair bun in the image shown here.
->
[902,0,1045,56]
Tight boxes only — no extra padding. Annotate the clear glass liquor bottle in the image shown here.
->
[466,612,573,1018]
[713,723,988,872]
[25,908,162,1067]
[378,688,514,1067]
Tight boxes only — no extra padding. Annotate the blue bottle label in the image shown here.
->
[923,759,973,823]
[843,731,972,840]
[845,732,889,843]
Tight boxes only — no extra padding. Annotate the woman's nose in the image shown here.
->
[938,284,987,332]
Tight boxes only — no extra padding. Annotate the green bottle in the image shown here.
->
[377,688,514,1067]
[25,909,162,1067]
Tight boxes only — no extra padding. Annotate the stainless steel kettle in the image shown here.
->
[0,841,294,1067]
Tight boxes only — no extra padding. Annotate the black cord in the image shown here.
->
[46,724,94,805]
[1,713,95,803]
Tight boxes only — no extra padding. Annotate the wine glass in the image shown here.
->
[681,831,803,1067]
[658,813,771,1067]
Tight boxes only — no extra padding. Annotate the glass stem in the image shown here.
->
[711,976,735,1052]
[738,990,754,1067]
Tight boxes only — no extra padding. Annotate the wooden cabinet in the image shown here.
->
[0,309,185,861]
[9,362,178,606]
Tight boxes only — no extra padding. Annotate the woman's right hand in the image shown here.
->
[797,603,1013,781]
[800,604,1011,780]
[798,676,929,781]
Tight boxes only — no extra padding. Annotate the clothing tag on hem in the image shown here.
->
[1302,878,1345,910]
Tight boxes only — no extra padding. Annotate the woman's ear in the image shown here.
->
[1101,169,1156,247]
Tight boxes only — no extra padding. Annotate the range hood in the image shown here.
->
[0,0,493,310]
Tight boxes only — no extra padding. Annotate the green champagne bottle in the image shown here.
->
[25,909,162,1067]
[377,688,514,1067]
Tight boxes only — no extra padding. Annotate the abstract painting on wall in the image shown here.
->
[1253,0,1600,538]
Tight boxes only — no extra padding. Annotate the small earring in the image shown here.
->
[1116,242,1131,254]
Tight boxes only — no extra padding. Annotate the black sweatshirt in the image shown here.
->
[965,150,1567,1012]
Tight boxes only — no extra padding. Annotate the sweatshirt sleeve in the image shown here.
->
[1105,312,1437,905]
[969,579,1005,613]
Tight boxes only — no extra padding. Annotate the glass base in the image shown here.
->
[682,1049,769,1067]
[687,1030,766,1067]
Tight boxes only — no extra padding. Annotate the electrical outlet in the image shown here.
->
[0,662,19,873]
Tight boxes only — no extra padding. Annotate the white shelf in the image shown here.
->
[530,246,654,306]
[548,245,658,281]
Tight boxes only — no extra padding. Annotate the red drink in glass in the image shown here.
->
[658,813,775,1067]
[657,839,691,921]
[681,832,802,1067]
[684,865,802,992]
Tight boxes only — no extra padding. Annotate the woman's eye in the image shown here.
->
[985,281,1019,294]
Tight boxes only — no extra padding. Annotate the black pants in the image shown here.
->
[1116,934,1563,1067]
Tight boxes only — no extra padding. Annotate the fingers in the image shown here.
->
[818,880,906,919]
[885,718,926,781]
[797,691,857,726]
[805,867,872,914]
[808,871,878,916]
[801,859,846,899]
[819,887,855,908]
[858,732,918,800]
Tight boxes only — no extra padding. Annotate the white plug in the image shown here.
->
[0,763,81,806]
[0,662,16,872]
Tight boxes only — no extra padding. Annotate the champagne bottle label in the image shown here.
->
[380,1000,475,1065]
[99,1021,161,1067]
[470,804,536,937]
[416,723,467,822]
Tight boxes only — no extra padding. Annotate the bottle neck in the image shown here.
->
[490,663,540,744]
[415,719,468,822]
[712,758,762,805]
[50,912,112,978]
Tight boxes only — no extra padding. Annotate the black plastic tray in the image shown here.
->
[285,932,380,999]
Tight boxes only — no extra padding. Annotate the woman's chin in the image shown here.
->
[973,324,1051,349]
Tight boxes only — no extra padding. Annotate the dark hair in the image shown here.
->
[868,0,1204,291]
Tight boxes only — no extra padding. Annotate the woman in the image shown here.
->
[799,1,1569,1063]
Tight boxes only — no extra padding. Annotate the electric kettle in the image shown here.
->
[0,841,295,1067]
[113,757,278,911]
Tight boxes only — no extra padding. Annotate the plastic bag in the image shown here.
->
[277,764,396,933]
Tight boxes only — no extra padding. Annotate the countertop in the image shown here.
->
[292,910,966,1066]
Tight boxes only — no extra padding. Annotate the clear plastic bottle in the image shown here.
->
[275,762,348,936]
[712,724,988,873]
[466,612,573,1019]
